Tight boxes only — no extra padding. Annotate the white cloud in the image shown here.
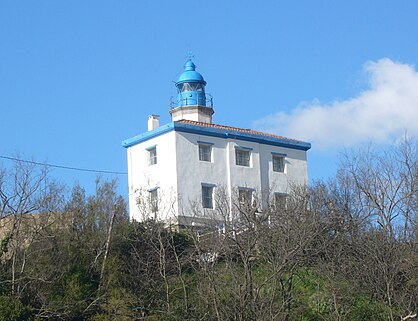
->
[253,59,418,150]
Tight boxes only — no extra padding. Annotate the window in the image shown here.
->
[149,189,158,212]
[239,188,253,206]
[235,149,250,167]
[202,185,214,209]
[196,83,205,91]
[272,154,285,172]
[148,147,157,165]
[180,82,205,92]
[275,193,287,210]
[199,144,212,162]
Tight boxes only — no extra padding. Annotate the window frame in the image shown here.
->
[201,184,215,209]
[148,187,159,212]
[198,141,213,162]
[147,145,157,166]
[238,187,254,206]
[272,152,286,173]
[235,146,252,167]
[274,192,287,210]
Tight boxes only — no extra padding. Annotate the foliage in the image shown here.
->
[0,295,31,321]
[0,139,416,320]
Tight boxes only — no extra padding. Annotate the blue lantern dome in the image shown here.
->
[176,60,206,84]
[175,59,209,107]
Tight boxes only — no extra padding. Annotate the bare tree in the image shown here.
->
[340,138,417,240]
[313,138,418,320]
[184,185,327,321]
[0,159,64,296]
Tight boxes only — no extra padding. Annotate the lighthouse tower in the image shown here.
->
[170,59,214,124]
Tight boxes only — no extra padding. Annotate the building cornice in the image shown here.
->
[122,121,311,151]
[122,122,175,148]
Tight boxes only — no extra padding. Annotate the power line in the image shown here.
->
[0,155,127,175]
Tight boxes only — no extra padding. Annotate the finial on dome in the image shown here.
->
[184,51,196,71]
[185,50,195,60]
[184,59,196,71]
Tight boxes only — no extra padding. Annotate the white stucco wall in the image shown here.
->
[126,131,178,222]
[127,128,309,224]
[174,132,229,222]
[174,131,309,222]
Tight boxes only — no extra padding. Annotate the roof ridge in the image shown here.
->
[176,119,304,143]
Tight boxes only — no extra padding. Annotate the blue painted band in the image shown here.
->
[145,144,157,151]
[201,183,216,187]
[173,122,311,151]
[148,186,159,192]
[122,121,311,151]
[271,152,287,157]
[122,122,174,148]
[234,146,253,151]
[197,141,214,146]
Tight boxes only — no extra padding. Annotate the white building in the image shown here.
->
[123,60,311,225]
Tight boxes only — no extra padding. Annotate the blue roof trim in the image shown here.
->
[145,144,157,151]
[271,152,287,157]
[201,183,217,188]
[122,121,311,151]
[234,145,253,151]
[173,122,311,151]
[122,123,175,148]
[197,140,214,146]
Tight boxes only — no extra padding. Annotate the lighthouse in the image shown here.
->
[122,59,311,225]
[170,59,214,123]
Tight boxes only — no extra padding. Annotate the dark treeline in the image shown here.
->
[0,139,417,321]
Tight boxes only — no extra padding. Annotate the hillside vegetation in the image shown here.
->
[0,140,417,321]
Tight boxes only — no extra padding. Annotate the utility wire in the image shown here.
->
[0,155,127,175]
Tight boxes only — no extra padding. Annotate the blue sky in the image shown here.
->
[1,1,417,197]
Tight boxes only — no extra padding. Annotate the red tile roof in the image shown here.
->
[177,119,304,143]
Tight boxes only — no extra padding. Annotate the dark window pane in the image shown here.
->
[199,144,211,162]
[150,189,158,212]
[202,186,213,209]
[236,149,250,166]
[149,148,157,165]
[272,155,284,172]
